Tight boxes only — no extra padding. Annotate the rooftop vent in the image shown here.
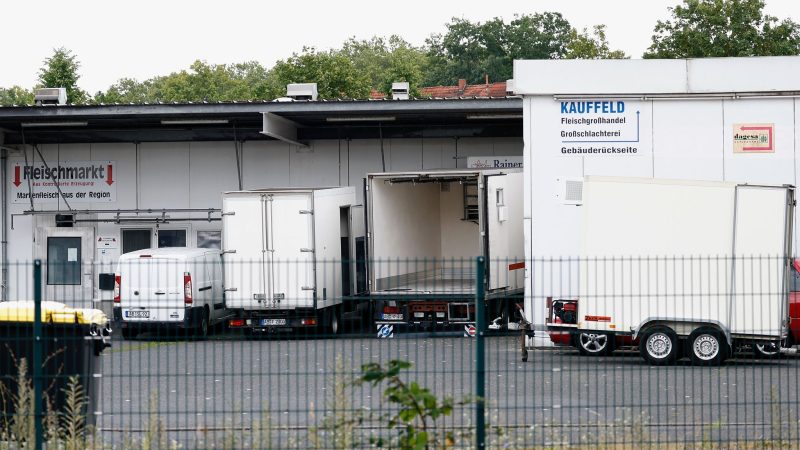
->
[34,88,67,106]
[286,83,318,101]
[391,82,410,100]
[505,79,515,95]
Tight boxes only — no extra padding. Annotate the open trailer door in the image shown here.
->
[484,172,524,292]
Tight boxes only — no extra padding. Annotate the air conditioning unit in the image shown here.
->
[286,83,318,101]
[34,88,67,106]
[505,79,515,95]
[391,82,410,100]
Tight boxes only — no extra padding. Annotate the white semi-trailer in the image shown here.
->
[221,187,366,334]
[365,169,524,336]
[544,177,794,365]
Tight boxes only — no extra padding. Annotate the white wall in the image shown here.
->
[3,136,521,301]
[439,184,479,260]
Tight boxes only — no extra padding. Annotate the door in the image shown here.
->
[263,193,315,309]
[484,173,525,291]
[35,226,95,308]
[121,255,185,323]
[730,185,792,337]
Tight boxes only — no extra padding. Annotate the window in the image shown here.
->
[158,229,187,248]
[47,237,81,285]
[122,229,152,254]
[197,230,222,249]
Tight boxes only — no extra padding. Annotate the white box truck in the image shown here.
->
[544,177,794,365]
[221,187,366,334]
[365,169,524,336]
[113,248,230,339]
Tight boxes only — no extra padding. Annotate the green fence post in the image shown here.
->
[33,260,44,450]
[475,256,486,449]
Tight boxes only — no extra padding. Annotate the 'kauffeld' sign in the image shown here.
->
[11,160,116,203]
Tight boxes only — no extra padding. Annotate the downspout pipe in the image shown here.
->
[1,141,8,302]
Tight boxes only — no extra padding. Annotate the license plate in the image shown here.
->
[382,313,403,321]
[125,310,149,318]
[261,318,286,326]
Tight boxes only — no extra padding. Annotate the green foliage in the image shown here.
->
[94,60,275,104]
[644,0,800,58]
[358,360,470,449]
[341,36,429,96]
[425,13,574,86]
[0,86,35,106]
[38,47,88,104]
[270,47,371,99]
[566,25,628,59]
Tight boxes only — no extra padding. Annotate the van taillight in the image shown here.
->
[113,275,121,303]
[184,272,193,305]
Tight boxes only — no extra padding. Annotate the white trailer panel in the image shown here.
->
[577,177,792,341]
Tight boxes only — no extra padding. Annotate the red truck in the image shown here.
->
[547,259,800,358]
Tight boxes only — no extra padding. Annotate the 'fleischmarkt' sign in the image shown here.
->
[11,160,116,203]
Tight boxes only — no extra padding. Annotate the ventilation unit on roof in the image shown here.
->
[34,88,67,106]
[391,82,410,100]
[286,83,318,101]
[505,79,515,95]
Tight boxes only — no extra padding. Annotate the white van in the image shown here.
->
[113,248,231,339]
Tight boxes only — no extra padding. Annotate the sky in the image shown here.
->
[1,0,799,94]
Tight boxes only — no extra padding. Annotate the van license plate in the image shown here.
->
[125,310,150,318]
[382,313,403,321]
[261,319,286,326]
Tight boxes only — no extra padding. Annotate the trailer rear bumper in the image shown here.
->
[227,308,320,332]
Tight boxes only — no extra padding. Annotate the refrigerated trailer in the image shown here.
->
[221,187,367,334]
[365,170,524,335]
[545,177,794,365]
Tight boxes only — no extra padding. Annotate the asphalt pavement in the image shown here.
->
[94,332,800,448]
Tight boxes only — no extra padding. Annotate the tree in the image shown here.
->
[0,86,34,106]
[565,25,627,59]
[341,36,429,95]
[94,60,274,104]
[426,13,611,86]
[268,47,371,99]
[38,47,87,104]
[644,0,800,58]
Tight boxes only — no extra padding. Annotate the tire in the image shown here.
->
[195,308,209,340]
[328,307,340,336]
[576,332,613,356]
[688,327,727,365]
[121,328,138,340]
[639,326,680,365]
[753,341,782,359]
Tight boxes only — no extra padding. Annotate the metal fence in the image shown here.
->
[1,256,799,449]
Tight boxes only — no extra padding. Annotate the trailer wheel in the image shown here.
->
[753,341,782,359]
[576,332,613,356]
[639,326,680,365]
[688,327,727,365]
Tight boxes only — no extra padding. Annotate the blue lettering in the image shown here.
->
[560,100,627,114]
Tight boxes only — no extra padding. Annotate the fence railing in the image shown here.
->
[0,256,798,448]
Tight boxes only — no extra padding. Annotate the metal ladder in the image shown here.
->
[462,181,479,221]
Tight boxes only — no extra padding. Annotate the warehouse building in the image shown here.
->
[0,84,522,308]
